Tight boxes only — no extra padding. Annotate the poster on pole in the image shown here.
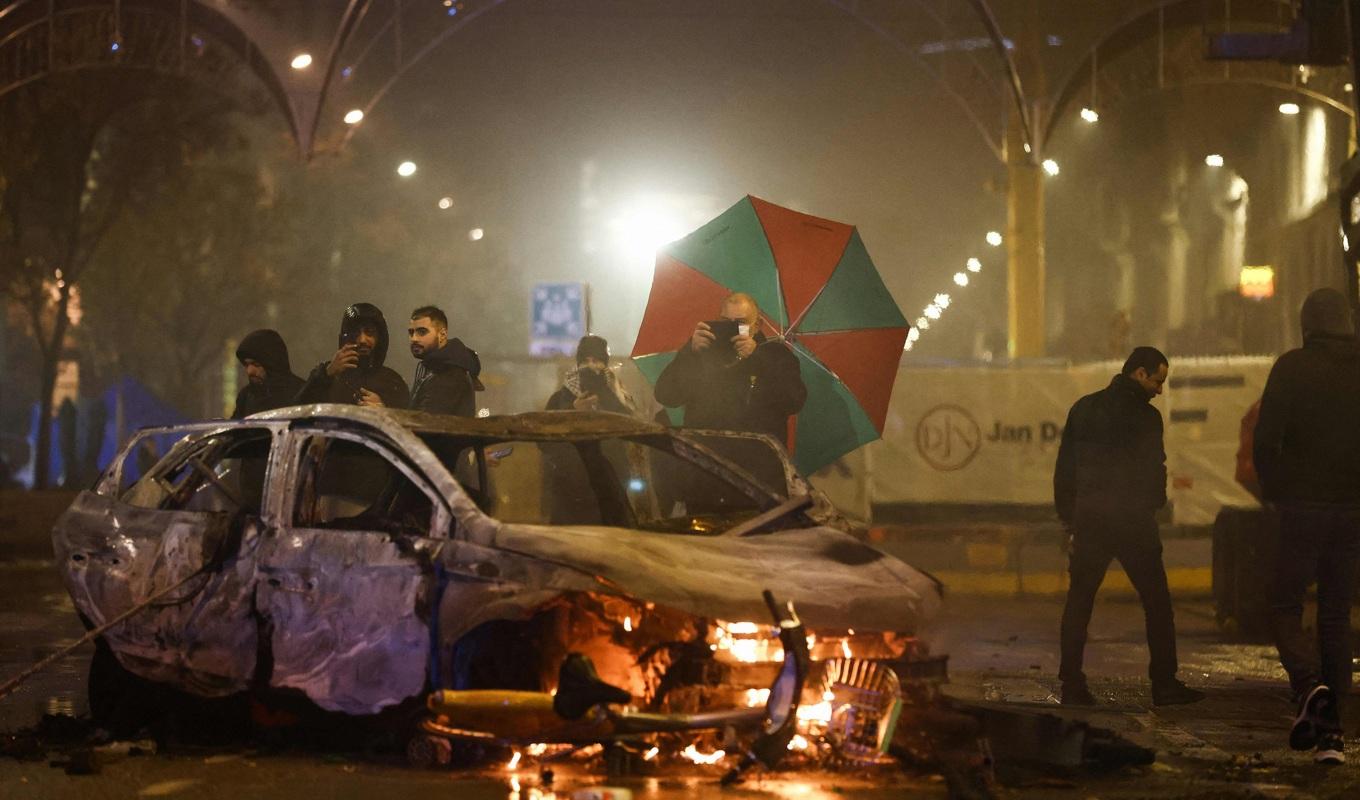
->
[530,282,588,357]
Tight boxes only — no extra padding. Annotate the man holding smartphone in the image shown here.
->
[654,292,806,447]
[546,335,637,414]
[296,302,410,409]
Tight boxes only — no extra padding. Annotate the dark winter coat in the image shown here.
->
[231,329,305,419]
[296,303,410,409]
[1253,334,1360,506]
[410,338,481,417]
[546,367,638,415]
[1053,373,1167,524]
[653,333,806,446]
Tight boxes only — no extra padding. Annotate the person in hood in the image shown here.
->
[407,305,482,417]
[1254,287,1360,765]
[546,335,637,415]
[653,292,805,446]
[1053,346,1203,709]
[231,329,304,419]
[296,302,410,409]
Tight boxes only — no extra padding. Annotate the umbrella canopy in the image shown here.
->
[631,196,909,474]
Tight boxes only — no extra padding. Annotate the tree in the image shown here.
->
[0,73,237,486]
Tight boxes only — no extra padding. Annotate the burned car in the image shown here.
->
[53,405,942,722]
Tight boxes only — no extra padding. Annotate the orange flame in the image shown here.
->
[681,744,726,765]
[507,750,522,770]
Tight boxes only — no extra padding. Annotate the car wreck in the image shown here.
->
[52,405,943,764]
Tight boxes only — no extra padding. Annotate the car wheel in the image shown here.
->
[88,637,160,734]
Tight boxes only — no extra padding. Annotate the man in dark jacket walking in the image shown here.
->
[1054,346,1203,707]
[296,302,410,409]
[231,329,305,418]
[1254,287,1360,765]
[653,292,806,447]
[406,305,481,417]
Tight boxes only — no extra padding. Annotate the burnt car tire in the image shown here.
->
[89,638,250,741]
[88,637,160,734]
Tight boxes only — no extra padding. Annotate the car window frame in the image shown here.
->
[281,428,451,540]
[105,424,281,515]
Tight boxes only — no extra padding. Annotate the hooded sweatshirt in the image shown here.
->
[297,303,411,408]
[410,338,482,417]
[1254,289,1360,505]
[231,329,305,419]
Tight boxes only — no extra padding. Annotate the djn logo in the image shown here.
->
[916,404,982,471]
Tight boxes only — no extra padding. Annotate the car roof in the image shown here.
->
[247,403,671,440]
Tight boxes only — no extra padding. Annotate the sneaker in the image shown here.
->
[1151,679,1206,706]
[1061,681,1097,706]
[1315,733,1345,765]
[1290,684,1336,751]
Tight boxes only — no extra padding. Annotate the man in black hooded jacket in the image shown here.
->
[296,302,410,408]
[1254,287,1360,764]
[406,305,482,416]
[231,329,305,418]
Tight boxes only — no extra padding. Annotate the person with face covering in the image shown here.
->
[231,329,304,419]
[1254,287,1360,765]
[546,335,637,415]
[1054,346,1204,709]
[296,302,410,409]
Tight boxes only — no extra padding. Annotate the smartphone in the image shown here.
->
[705,319,740,349]
[578,368,609,397]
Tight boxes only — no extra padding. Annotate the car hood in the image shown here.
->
[487,522,941,633]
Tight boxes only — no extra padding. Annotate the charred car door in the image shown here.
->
[53,424,281,696]
[255,427,449,715]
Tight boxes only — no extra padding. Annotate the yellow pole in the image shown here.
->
[1006,113,1045,358]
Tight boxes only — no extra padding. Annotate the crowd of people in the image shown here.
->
[230,291,807,443]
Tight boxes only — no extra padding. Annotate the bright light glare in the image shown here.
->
[1279,102,1301,115]
[986,231,1003,247]
[954,272,969,287]
[1080,107,1099,123]
[924,305,941,320]
[438,196,453,210]
[934,293,951,308]
[397,161,417,177]
[1042,159,1060,176]
[468,228,484,241]
[907,328,921,342]
[1205,154,1224,167]
[343,109,364,125]
[609,203,687,266]
[915,317,929,331]
[290,53,313,70]
[966,257,982,273]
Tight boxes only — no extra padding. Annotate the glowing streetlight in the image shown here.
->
[468,228,484,241]
[1279,102,1301,115]
[438,196,453,210]
[924,305,941,320]
[1080,107,1099,123]
[1347,83,1354,93]
[985,231,1003,247]
[933,293,951,309]
[966,257,982,273]
[1205,154,1224,167]
[290,53,313,70]
[954,272,969,287]
[397,161,417,177]
[1042,159,1060,176]
[343,109,364,125]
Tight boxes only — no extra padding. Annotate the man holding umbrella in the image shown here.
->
[654,292,806,448]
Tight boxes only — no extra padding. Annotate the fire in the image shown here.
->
[527,743,549,756]
[681,744,726,765]
[787,734,810,751]
[643,746,659,761]
[510,776,521,793]
[507,750,522,770]
[623,616,633,632]
[796,690,836,725]
[744,688,771,707]
[840,639,852,659]
[711,620,782,663]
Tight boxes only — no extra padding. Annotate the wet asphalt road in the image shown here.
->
[6,556,1360,798]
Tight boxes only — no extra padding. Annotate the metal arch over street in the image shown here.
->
[0,0,304,151]
[1044,0,1354,147]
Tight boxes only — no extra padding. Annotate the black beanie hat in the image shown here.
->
[575,335,610,365]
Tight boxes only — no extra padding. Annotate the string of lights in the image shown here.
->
[904,231,1000,352]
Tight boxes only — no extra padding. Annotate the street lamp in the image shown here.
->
[343,109,364,125]
[1042,159,1060,176]
[1205,154,1225,167]
[397,161,417,177]
[954,272,969,287]
[290,53,313,70]
[438,197,453,210]
[985,231,1003,247]
[966,257,982,273]
[1279,102,1301,115]
[468,228,485,241]
[1080,107,1099,123]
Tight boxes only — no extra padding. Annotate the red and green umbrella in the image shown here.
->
[631,196,910,475]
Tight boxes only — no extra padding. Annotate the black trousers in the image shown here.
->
[1271,504,1360,717]
[1059,512,1178,686]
